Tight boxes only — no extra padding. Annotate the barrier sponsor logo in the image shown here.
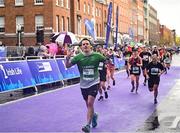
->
[0,61,35,92]
[37,62,52,72]
[27,59,63,85]
[56,59,80,79]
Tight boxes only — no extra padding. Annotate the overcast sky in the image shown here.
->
[149,0,180,36]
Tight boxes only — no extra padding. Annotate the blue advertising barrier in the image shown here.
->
[27,59,64,85]
[114,57,125,69]
[0,61,36,92]
[56,58,80,79]
[0,47,7,61]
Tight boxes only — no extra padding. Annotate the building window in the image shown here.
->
[56,0,60,5]
[60,0,64,7]
[77,0,80,10]
[96,8,98,16]
[35,15,44,31]
[99,9,101,17]
[66,0,69,9]
[67,17,70,31]
[16,16,24,32]
[15,0,23,6]
[100,24,102,37]
[0,0,4,7]
[34,0,43,5]
[96,24,98,37]
[85,26,88,35]
[104,22,107,36]
[77,15,81,34]
[61,16,65,31]
[87,4,90,15]
[0,16,5,32]
[56,15,59,32]
[84,3,86,13]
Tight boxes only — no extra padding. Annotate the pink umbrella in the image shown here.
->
[45,43,58,56]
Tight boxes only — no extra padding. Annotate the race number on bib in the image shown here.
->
[143,55,149,61]
[83,68,95,81]
[150,68,159,75]
[164,58,171,64]
[132,67,139,74]
[98,62,104,70]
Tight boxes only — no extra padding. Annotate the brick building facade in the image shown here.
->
[148,4,159,45]
[0,0,145,46]
[137,0,144,42]
[160,25,173,46]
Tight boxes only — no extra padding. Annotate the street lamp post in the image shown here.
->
[17,24,22,47]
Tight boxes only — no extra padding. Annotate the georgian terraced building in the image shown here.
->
[0,0,110,46]
[0,0,145,46]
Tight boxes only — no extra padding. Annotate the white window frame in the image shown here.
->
[84,3,86,13]
[61,16,65,31]
[87,4,90,15]
[15,0,24,6]
[66,0,69,9]
[35,15,44,31]
[56,0,60,6]
[34,0,43,5]
[67,17,70,32]
[99,9,101,17]
[0,16,5,33]
[77,0,80,11]
[60,0,64,7]
[56,15,59,32]
[77,16,81,35]
[96,8,98,16]
[0,0,5,7]
[16,16,24,32]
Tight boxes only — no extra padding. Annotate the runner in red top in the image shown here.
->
[128,48,142,93]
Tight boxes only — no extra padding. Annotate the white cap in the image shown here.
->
[152,45,157,48]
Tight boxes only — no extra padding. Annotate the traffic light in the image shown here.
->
[36,29,44,43]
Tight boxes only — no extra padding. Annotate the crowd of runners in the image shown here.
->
[65,38,173,133]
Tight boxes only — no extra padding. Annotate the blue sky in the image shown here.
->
[149,0,180,36]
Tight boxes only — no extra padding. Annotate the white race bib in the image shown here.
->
[132,67,139,74]
[83,69,94,81]
[98,62,104,70]
[143,55,149,61]
[150,68,159,75]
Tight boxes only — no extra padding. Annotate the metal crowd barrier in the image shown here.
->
[0,56,125,94]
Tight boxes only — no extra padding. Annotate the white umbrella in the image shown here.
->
[55,32,78,46]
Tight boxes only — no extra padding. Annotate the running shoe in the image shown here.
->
[92,113,98,128]
[104,91,108,99]
[82,124,90,133]
[131,87,135,92]
[135,88,138,94]
[143,82,146,86]
[113,80,115,86]
[154,99,158,104]
[98,96,103,101]
[107,85,111,90]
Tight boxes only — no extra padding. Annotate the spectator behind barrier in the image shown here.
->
[37,45,51,58]
[16,43,26,57]
[25,46,35,56]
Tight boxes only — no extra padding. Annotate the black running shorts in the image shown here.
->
[148,77,160,89]
[81,84,99,101]
[99,70,107,81]
[125,60,128,66]
[141,63,148,70]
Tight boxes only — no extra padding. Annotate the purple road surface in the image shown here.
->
[0,67,180,132]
